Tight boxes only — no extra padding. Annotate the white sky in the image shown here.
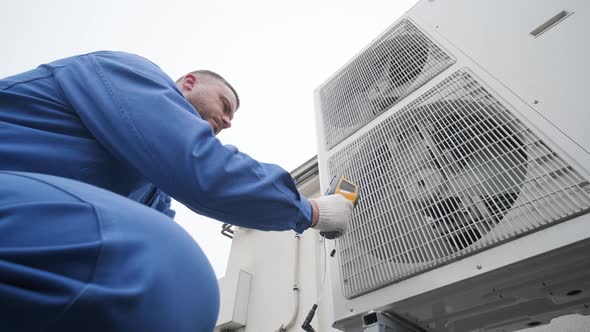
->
[0,0,415,278]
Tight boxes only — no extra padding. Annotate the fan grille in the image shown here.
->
[319,19,455,149]
[328,70,590,299]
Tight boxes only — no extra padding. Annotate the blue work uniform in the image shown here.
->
[0,51,313,331]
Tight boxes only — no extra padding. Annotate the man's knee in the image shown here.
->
[0,172,220,331]
[56,209,221,331]
[51,213,220,331]
[48,176,220,331]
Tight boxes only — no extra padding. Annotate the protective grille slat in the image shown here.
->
[328,70,590,298]
[319,19,455,149]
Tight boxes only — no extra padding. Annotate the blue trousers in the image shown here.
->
[0,171,219,331]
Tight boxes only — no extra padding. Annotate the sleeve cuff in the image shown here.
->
[293,197,313,233]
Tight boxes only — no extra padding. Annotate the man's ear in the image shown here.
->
[182,74,199,91]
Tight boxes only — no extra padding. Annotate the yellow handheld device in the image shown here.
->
[320,176,359,239]
[327,176,359,206]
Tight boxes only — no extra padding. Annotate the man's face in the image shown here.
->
[180,74,238,135]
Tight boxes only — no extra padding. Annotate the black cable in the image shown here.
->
[301,304,317,332]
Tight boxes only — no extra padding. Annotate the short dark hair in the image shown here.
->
[177,70,240,109]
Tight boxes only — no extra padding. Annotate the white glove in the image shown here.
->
[311,194,354,237]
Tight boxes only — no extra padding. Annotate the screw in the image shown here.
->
[477,264,482,270]
[349,307,354,312]
[533,100,539,104]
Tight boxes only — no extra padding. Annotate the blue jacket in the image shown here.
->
[0,51,312,232]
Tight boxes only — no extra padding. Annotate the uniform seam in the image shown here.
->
[86,54,165,176]
[0,171,89,204]
[1,73,54,91]
[45,205,106,331]
[47,66,69,104]
[0,172,105,331]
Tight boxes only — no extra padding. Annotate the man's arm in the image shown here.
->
[53,51,312,232]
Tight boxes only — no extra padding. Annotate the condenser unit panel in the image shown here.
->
[318,19,455,149]
[327,69,590,299]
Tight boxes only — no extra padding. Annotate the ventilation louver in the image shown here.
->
[319,19,455,149]
[328,70,590,299]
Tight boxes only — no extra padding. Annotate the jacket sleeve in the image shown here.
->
[52,51,312,232]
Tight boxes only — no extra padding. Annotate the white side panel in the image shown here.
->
[217,270,253,329]
[411,0,590,153]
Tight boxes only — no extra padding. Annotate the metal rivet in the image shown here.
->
[349,307,354,312]
[533,100,539,104]
[477,265,482,270]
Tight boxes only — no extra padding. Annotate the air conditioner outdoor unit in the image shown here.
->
[314,1,590,331]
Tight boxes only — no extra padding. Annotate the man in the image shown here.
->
[0,51,353,331]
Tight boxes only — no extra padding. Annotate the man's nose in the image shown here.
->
[221,116,232,129]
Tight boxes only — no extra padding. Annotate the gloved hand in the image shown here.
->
[310,195,354,237]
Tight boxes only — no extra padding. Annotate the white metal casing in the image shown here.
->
[314,1,590,331]
[216,269,253,330]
